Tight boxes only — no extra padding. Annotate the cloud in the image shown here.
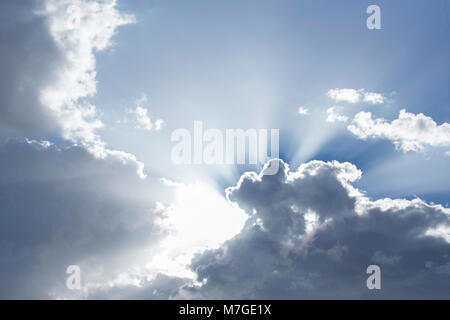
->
[154,119,165,131]
[371,251,401,265]
[88,273,189,300]
[0,140,247,299]
[0,0,147,175]
[135,106,154,130]
[327,88,385,104]
[126,94,165,131]
[0,140,168,299]
[6,152,448,299]
[176,159,450,299]
[327,88,361,104]
[39,0,135,151]
[1,0,448,301]
[363,92,385,104]
[326,106,348,123]
[0,0,62,135]
[298,107,309,116]
[0,2,177,299]
[0,0,134,153]
[348,109,450,152]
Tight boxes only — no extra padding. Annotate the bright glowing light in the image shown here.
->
[298,107,309,115]
[147,180,247,278]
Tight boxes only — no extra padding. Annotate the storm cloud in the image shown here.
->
[180,160,450,299]
[0,140,169,299]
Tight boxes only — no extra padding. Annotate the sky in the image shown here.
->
[0,0,449,299]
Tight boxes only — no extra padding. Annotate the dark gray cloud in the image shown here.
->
[178,160,450,299]
[0,140,170,299]
[0,0,62,136]
[89,273,189,300]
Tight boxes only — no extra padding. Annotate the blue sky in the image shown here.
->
[91,0,449,201]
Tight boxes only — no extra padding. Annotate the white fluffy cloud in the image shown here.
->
[326,106,348,123]
[298,106,309,115]
[327,88,361,104]
[0,0,134,154]
[348,109,450,152]
[39,0,135,152]
[363,92,385,104]
[7,0,147,174]
[327,88,385,105]
[126,94,165,131]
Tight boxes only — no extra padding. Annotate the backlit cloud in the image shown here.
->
[178,160,450,299]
